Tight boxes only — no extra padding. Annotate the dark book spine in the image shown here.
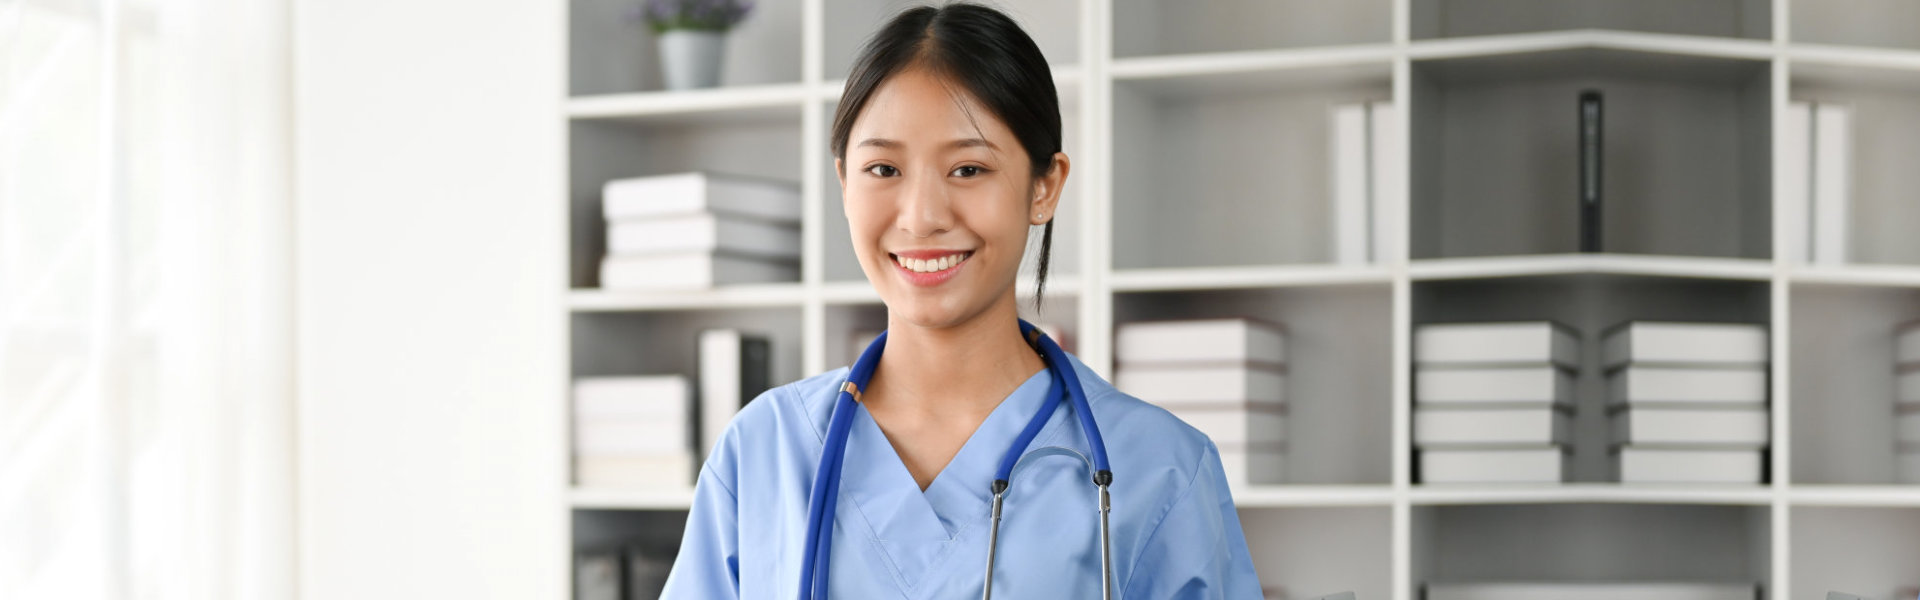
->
[740,336,771,408]
[1579,90,1603,253]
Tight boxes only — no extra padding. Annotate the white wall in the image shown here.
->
[292,0,567,597]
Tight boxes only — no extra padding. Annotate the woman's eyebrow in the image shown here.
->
[854,137,999,151]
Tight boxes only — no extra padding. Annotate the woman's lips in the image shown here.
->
[890,250,972,286]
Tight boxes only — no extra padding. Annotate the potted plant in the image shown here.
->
[631,0,755,90]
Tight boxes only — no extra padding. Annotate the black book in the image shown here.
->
[1579,90,1604,253]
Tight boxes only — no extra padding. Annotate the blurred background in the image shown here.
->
[5,0,1920,599]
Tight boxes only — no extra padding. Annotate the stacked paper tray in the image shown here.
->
[572,375,696,488]
[1603,322,1769,484]
[1414,322,1577,484]
[1114,318,1288,486]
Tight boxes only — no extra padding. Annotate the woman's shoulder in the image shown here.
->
[724,366,849,442]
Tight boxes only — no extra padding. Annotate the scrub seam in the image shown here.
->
[1115,437,1211,596]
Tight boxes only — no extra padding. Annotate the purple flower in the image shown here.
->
[629,0,754,33]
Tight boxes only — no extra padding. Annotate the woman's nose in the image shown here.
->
[896,171,954,238]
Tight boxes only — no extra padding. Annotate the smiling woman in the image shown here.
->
[659,3,1263,599]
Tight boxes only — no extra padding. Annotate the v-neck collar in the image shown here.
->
[835,365,1063,593]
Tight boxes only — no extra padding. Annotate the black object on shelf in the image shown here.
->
[1578,90,1603,253]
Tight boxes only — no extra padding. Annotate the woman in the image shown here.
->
[661,3,1261,598]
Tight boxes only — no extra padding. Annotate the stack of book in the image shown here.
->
[1113,318,1288,486]
[572,375,695,488]
[698,329,772,465]
[1425,582,1760,600]
[1604,322,1770,484]
[1414,322,1578,484]
[599,172,801,290]
[1896,321,1920,483]
[1780,101,1853,265]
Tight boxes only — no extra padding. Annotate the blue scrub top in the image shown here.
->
[661,350,1264,599]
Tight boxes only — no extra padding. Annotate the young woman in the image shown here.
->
[661,4,1261,598]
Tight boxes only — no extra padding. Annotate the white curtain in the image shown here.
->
[0,0,295,598]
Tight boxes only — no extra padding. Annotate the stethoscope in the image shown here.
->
[796,319,1115,600]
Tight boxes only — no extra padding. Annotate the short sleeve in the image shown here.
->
[1121,442,1264,599]
[659,453,742,598]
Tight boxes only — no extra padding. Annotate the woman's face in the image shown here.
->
[837,66,1065,330]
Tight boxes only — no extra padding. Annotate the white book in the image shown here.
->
[1330,103,1370,265]
[572,376,691,419]
[602,172,802,223]
[599,251,798,290]
[1602,322,1768,368]
[1369,101,1403,264]
[1899,320,1920,365]
[1169,408,1286,446]
[1115,319,1286,365]
[1812,102,1852,266]
[1607,366,1769,406]
[698,329,771,464]
[574,453,697,488]
[1612,406,1769,447]
[1218,448,1286,487]
[1115,365,1286,405]
[1415,406,1571,447]
[1416,366,1574,405]
[1419,446,1569,484]
[1614,446,1763,484]
[1781,101,1812,264]
[573,420,693,455]
[1414,322,1579,368]
[1425,582,1759,600]
[607,213,801,259]
[1902,370,1920,403]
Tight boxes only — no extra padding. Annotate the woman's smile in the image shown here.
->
[890,249,974,286]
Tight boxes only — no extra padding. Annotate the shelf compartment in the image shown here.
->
[571,307,803,389]
[1238,507,1393,600]
[1790,62,1920,267]
[1410,483,1773,506]
[1112,0,1390,59]
[1412,503,1771,593]
[1411,0,1769,41]
[568,0,802,95]
[1790,506,1920,600]
[1411,47,1772,260]
[1788,285,1920,485]
[1414,275,1773,483]
[1114,284,1394,485]
[568,115,804,289]
[1791,0,1920,52]
[1111,62,1392,270]
[1409,253,1775,281]
[822,0,1080,83]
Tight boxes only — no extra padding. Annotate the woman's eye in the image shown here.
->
[865,164,898,177]
[950,165,985,178]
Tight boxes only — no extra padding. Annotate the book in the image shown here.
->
[1369,100,1403,264]
[1415,406,1571,447]
[1611,406,1769,447]
[574,453,697,488]
[1579,89,1604,253]
[1424,582,1759,600]
[1418,446,1569,484]
[1115,318,1286,366]
[1168,407,1286,446]
[1414,322,1579,368]
[574,420,694,455]
[573,376,691,419]
[1330,103,1370,266]
[599,251,798,290]
[1115,365,1286,405]
[1613,446,1763,484]
[602,172,802,223]
[1782,102,1812,264]
[1415,366,1574,405]
[1899,320,1920,365]
[1601,322,1768,369]
[1812,102,1852,266]
[698,329,771,464]
[606,212,801,260]
[574,548,623,600]
[1217,447,1286,486]
[1607,366,1769,406]
[623,543,676,600]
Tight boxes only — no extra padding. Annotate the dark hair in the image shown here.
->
[830,2,1062,307]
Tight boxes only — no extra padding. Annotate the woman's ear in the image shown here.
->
[835,158,847,192]
[1029,152,1070,226]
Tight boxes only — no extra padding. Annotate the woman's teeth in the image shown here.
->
[896,252,971,273]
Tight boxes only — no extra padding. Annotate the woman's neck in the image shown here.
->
[865,300,1047,419]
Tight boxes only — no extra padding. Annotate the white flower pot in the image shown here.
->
[658,30,725,90]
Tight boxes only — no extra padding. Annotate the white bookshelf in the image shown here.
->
[560,0,1920,598]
